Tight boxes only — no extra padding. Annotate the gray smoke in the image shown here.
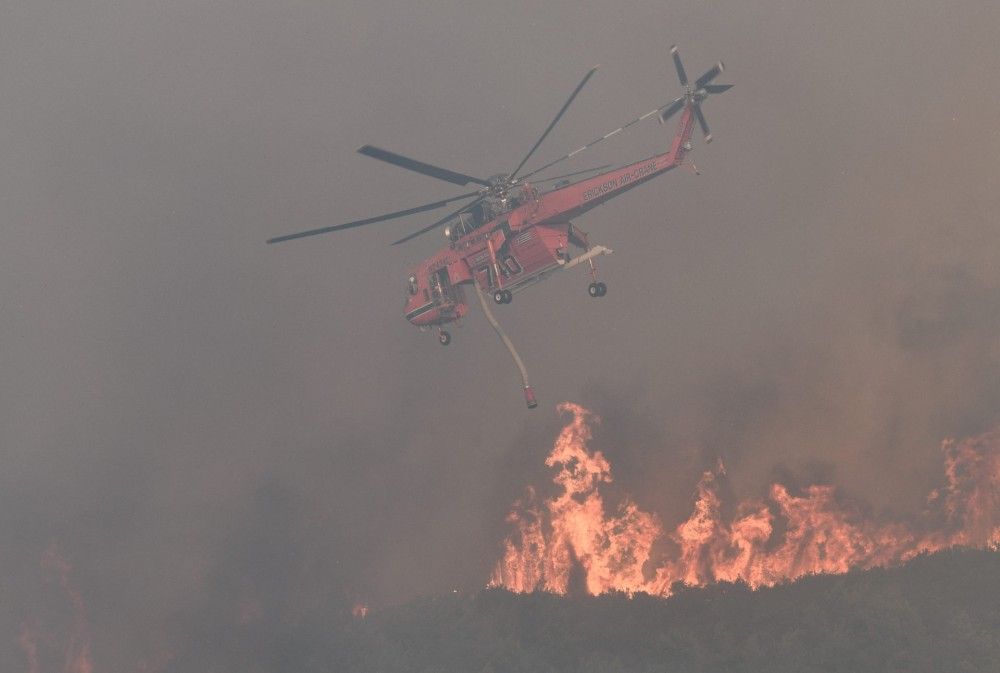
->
[1,0,999,669]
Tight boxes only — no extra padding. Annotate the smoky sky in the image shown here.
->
[2,0,999,670]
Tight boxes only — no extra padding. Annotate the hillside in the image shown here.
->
[327,548,1000,673]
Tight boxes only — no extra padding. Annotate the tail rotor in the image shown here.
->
[662,46,732,143]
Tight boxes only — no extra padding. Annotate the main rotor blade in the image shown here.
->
[694,62,725,89]
[702,83,733,94]
[530,164,613,184]
[519,99,675,182]
[266,191,479,244]
[509,66,599,180]
[391,196,486,246]
[693,104,712,143]
[358,145,491,187]
[670,45,688,86]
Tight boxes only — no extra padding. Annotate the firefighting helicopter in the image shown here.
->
[268,46,730,406]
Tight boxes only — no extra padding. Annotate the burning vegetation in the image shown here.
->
[17,545,95,673]
[491,403,1000,595]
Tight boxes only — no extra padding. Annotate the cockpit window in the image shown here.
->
[407,276,418,296]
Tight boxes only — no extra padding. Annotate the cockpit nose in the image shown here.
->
[403,274,431,324]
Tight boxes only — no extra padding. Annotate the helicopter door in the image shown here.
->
[434,267,457,302]
[428,268,454,303]
[428,272,442,302]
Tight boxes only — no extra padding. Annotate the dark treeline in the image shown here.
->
[170,548,1000,672]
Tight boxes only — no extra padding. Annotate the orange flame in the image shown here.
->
[491,403,1000,596]
[18,623,40,673]
[41,545,94,673]
[491,403,660,594]
[18,545,95,673]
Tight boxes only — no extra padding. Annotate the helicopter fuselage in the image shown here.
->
[403,102,698,328]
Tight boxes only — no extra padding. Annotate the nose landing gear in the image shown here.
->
[438,329,451,346]
[493,289,513,304]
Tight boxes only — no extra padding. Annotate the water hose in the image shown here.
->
[474,284,537,409]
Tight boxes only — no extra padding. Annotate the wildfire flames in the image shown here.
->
[17,545,95,673]
[490,403,1000,595]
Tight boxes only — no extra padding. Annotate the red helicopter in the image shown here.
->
[269,46,730,407]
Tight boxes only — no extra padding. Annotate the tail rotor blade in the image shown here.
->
[693,105,712,143]
[702,83,733,95]
[659,97,685,123]
[694,61,725,89]
[670,45,688,86]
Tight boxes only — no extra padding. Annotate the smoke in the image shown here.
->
[1,0,999,670]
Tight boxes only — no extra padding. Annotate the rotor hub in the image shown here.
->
[486,173,512,192]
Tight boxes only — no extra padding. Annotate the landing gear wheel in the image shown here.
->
[438,330,451,346]
[588,282,600,298]
[595,282,607,297]
[493,290,506,305]
[502,289,513,304]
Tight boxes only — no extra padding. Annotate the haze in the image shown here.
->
[1,0,998,669]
